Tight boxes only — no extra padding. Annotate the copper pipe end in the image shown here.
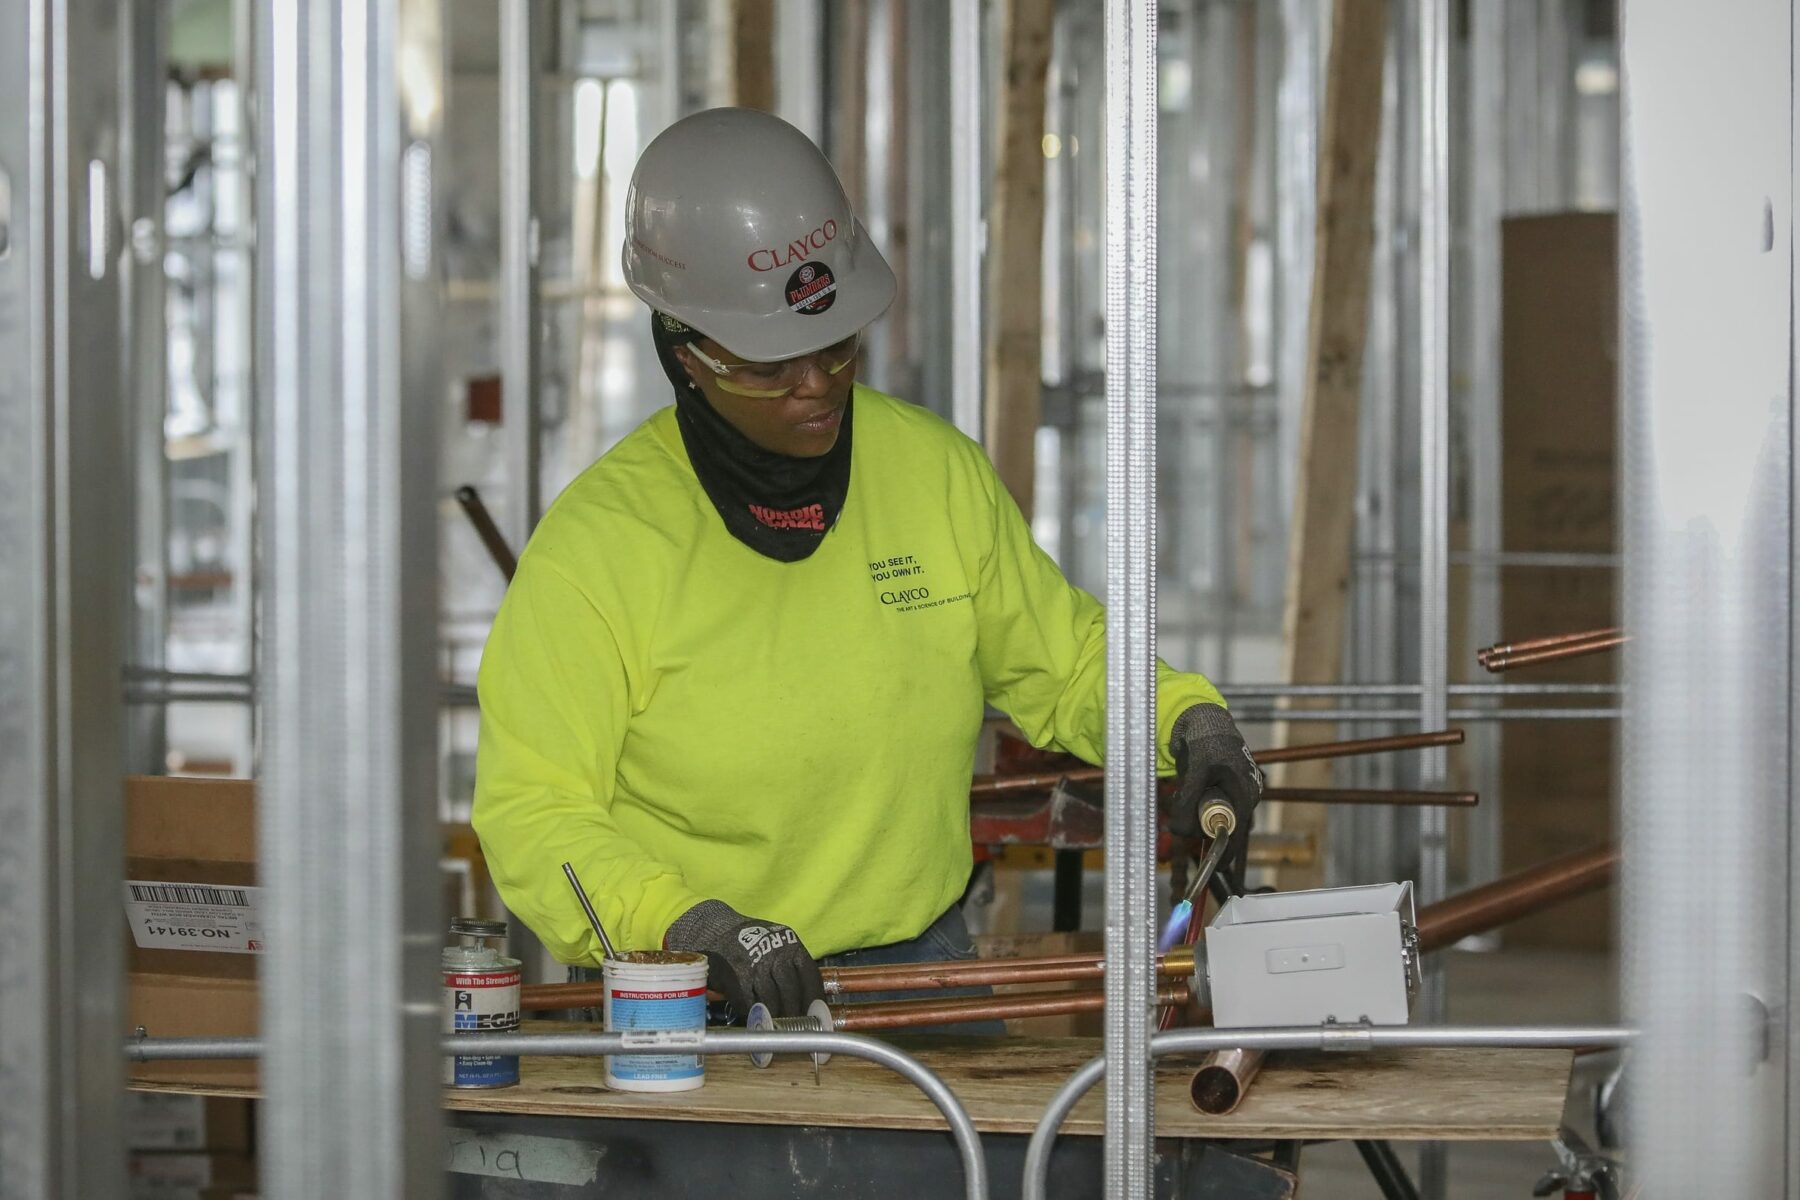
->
[1480,626,1622,661]
[1480,628,1627,673]
[1190,1066,1242,1114]
[1190,1047,1266,1115]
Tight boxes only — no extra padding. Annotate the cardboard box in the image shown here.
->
[124,776,474,1086]
[125,1094,252,1152]
[126,777,261,1088]
[126,776,259,979]
[127,1150,256,1197]
[1499,212,1618,950]
[130,974,260,1090]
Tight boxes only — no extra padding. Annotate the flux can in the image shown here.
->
[602,950,709,1092]
[443,917,521,1088]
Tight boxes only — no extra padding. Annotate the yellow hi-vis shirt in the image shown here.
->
[472,386,1227,962]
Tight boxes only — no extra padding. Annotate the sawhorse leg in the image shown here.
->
[1355,1140,1422,1200]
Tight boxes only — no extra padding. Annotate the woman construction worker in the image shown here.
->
[472,108,1263,1022]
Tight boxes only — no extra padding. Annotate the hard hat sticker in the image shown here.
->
[785,262,838,315]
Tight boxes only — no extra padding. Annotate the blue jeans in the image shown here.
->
[568,905,1004,1036]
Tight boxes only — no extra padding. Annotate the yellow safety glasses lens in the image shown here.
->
[688,335,860,399]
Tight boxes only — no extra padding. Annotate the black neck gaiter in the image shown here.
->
[650,313,852,563]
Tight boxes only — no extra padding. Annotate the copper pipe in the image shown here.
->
[830,982,1190,1032]
[522,948,1196,1010]
[454,485,519,582]
[968,766,1105,796]
[523,970,1150,1012]
[1191,840,1624,1114]
[1262,786,1477,807]
[521,982,604,1011]
[1415,841,1620,953]
[1482,634,1628,673]
[1249,728,1464,765]
[1479,626,1621,661]
[829,951,1110,981]
[1190,1047,1266,1115]
[824,946,1198,994]
[969,729,1466,797]
[823,946,1193,986]
[827,961,1105,994]
[520,981,727,1012]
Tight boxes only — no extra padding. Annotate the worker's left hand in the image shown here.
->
[664,900,824,1020]
[1168,704,1263,879]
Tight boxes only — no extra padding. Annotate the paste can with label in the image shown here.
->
[443,918,521,1088]
[602,950,708,1092]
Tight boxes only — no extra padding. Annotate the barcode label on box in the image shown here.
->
[123,880,265,954]
[128,883,251,906]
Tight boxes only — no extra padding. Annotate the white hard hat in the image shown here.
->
[622,108,897,362]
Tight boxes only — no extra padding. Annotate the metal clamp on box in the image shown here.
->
[1204,882,1418,1028]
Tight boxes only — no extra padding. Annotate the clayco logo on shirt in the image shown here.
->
[737,924,798,965]
[868,553,971,614]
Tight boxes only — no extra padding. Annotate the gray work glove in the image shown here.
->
[1168,704,1264,879]
[665,900,824,1020]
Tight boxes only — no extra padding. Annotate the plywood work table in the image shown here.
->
[427,1022,1571,1142]
[130,1020,1572,1139]
[131,1023,1574,1198]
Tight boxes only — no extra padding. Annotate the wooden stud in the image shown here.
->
[882,0,912,386]
[1268,0,1392,888]
[983,0,1056,515]
[829,0,871,211]
[732,0,776,112]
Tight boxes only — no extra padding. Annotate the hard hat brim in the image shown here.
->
[632,220,898,364]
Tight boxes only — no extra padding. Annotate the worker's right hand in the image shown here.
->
[1169,703,1263,880]
[664,899,825,1020]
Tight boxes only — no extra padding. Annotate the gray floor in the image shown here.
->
[1297,944,1618,1198]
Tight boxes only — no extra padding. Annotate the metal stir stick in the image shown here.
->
[561,862,617,960]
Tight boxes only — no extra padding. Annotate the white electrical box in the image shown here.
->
[1204,881,1419,1029]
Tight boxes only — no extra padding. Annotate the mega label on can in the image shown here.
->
[443,967,521,1088]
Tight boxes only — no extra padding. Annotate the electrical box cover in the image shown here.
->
[1204,881,1418,1028]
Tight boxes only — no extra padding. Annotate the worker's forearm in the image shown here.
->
[474,786,704,960]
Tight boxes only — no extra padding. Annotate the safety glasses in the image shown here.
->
[686,332,861,398]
